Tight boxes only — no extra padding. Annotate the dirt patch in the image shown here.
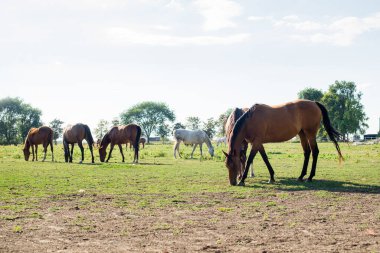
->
[1,191,379,252]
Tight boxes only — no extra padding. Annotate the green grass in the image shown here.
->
[0,142,379,212]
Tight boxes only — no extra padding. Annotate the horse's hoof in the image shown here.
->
[297,178,305,182]
[237,181,245,187]
[268,179,275,184]
[249,174,255,178]
[307,178,313,182]
[79,161,83,164]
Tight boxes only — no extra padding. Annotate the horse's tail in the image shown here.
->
[83,124,94,146]
[315,102,344,162]
[134,125,142,150]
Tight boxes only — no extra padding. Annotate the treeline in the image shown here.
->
[0,80,370,145]
[298,81,368,141]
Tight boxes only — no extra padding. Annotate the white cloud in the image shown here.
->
[166,0,184,11]
[194,0,242,31]
[249,12,380,46]
[247,16,273,22]
[105,26,250,46]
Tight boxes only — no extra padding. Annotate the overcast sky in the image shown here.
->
[1,0,379,134]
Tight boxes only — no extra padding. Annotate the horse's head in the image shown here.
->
[23,148,30,161]
[208,146,214,157]
[99,146,107,162]
[223,150,240,186]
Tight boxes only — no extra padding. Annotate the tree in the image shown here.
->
[298,87,324,101]
[49,118,64,145]
[0,97,42,145]
[185,116,201,130]
[172,122,185,131]
[111,117,120,126]
[94,119,109,139]
[120,101,175,143]
[322,81,368,140]
[202,118,217,139]
[157,123,170,144]
[216,108,233,136]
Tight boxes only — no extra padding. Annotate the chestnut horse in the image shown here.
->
[63,123,95,163]
[99,124,141,163]
[224,100,343,186]
[225,108,252,178]
[23,126,54,162]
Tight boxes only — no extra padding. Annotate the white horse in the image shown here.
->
[216,136,227,146]
[173,129,214,159]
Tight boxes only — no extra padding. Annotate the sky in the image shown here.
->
[1,0,379,134]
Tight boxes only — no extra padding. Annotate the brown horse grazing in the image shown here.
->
[223,100,343,186]
[99,124,141,163]
[23,126,54,162]
[225,108,250,178]
[63,123,95,163]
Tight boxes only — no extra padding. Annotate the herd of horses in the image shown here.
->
[22,99,343,186]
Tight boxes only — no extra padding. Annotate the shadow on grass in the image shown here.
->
[245,178,380,194]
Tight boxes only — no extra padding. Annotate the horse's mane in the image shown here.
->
[100,131,111,147]
[229,105,257,154]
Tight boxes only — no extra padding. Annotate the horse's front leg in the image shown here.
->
[106,143,115,162]
[31,145,35,161]
[259,145,275,184]
[238,145,259,186]
[190,144,198,159]
[118,144,125,162]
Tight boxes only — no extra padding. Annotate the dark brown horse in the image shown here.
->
[224,100,343,186]
[99,124,141,163]
[225,108,250,178]
[63,123,95,163]
[23,126,54,162]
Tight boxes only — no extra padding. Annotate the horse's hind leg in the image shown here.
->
[307,138,319,182]
[89,142,94,163]
[70,144,74,163]
[78,141,84,164]
[298,131,311,181]
[173,141,180,158]
[118,144,125,162]
[35,145,38,161]
[42,143,48,162]
[259,144,275,183]
[50,140,54,162]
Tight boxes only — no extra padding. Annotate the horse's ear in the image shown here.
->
[222,150,228,157]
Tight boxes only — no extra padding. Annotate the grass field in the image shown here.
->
[0,142,379,252]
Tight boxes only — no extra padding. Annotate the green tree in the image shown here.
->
[322,81,368,140]
[157,123,170,144]
[298,87,324,102]
[120,101,175,143]
[49,118,64,145]
[185,116,201,130]
[202,118,217,139]
[0,97,42,145]
[172,122,185,131]
[95,119,110,139]
[216,108,233,136]
[111,117,120,126]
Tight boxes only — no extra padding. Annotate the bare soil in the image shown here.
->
[1,191,379,253]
